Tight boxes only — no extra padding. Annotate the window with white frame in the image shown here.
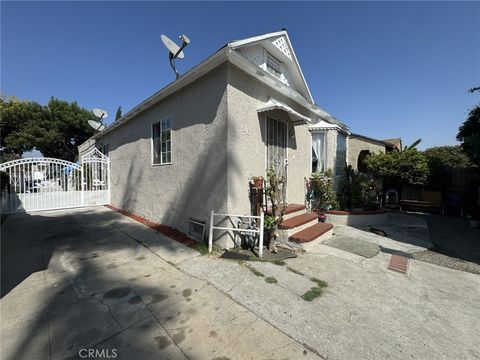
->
[335,133,347,176]
[152,118,171,165]
[266,52,282,79]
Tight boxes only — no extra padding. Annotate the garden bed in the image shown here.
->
[314,208,389,226]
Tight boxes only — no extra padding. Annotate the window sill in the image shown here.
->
[152,163,172,167]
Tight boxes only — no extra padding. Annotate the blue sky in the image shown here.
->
[2,1,479,150]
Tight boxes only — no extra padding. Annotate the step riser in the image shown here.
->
[266,209,306,221]
[278,218,319,240]
[277,228,333,251]
[298,229,333,250]
[282,209,306,221]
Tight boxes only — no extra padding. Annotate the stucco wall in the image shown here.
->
[347,137,385,171]
[84,65,229,235]
[79,62,318,247]
[226,64,314,215]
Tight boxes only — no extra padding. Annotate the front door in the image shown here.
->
[266,116,288,185]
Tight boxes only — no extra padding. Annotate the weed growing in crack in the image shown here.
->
[190,242,209,255]
[286,266,304,276]
[265,277,278,284]
[245,264,265,277]
[302,278,328,301]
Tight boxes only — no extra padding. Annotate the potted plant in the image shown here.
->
[251,175,264,188]
[310,170,339,211]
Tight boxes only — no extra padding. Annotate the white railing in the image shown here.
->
[208,210,264,258]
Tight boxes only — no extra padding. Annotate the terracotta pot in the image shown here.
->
[253,179,263,188]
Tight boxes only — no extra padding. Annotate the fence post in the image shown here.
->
[107,159,111,205]
[80,161,84,207]
[259,211,264,258]
[208,209,214,253]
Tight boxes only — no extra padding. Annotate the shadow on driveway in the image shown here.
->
[425,214,480,265]
[1,208,202,360]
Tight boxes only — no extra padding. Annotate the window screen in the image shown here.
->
[335,133,347,176]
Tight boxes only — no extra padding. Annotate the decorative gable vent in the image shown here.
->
[272,36,292,60]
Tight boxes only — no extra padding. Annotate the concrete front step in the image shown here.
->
[279,212,318,229]
[278,213,319,239]
[266,203,306,220]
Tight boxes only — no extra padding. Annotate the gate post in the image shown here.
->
[107,158,111,205]
[80,161,85,207]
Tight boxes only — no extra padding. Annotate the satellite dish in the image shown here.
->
[161,33,191,79]
[88,119,105,132]
[92,108,108,120]
[89,107,108,131]
[161,34,185,59]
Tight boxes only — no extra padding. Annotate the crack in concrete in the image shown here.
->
[208,316,260,360]
[71,276,123,331]
[251,339,296,359]
[226,272,247,293]
[106,209,328,359]
[151,311,192,360]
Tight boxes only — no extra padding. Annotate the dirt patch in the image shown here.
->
[413,250,480,275]
[106,205,197,246]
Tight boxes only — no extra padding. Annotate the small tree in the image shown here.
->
[364,149,430,187]
[264,166,286,253]
[115,106,122,121]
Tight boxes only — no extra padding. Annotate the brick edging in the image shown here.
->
[105,205,197,246]
[314,209,388,216]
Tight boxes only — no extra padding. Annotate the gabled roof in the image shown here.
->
[349,133,397,148]
[80,30,347,145]
[308,119,341,131]
[228,30,314,104]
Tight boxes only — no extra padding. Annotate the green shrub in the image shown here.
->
[339,166,381,210]
[309,170,339,210]
[364,149,429,186]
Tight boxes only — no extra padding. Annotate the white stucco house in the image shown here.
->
[79,30,397,247]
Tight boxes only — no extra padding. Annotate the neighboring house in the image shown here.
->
[79,30,396,246]
[347,134,399,173]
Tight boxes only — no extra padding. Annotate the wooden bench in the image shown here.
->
[400,187,442,212]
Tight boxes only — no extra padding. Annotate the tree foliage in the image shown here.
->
[364,149,430,186]
[0,96,94,162]
[0,96,45,160]
[457,105,480,166]
[424,146,472,170]
[423,146,473,189]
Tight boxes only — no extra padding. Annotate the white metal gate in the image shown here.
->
[0,148,110,214]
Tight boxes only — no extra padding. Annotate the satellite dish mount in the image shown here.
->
[88,108,108,132]
[161,34,190,79]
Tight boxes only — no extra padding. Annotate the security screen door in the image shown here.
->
[266,116,287,181]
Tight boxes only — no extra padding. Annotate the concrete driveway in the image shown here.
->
[181,229,480,360]
[0,207,318,360]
